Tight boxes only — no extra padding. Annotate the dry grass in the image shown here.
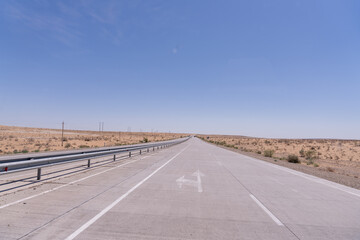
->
[198,134,360,179]
[0,125,186,155]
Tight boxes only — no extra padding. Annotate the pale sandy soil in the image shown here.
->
[0,125,186,155]
[198,134,360,188]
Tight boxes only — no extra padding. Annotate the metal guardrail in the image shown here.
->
[0,137,189,180]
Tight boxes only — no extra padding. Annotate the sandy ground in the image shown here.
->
[198,134,360,189]
[0,125,186,155]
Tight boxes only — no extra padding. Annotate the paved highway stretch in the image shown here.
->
[0,137,360,239]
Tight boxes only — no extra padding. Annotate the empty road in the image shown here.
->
[0,137,360,239]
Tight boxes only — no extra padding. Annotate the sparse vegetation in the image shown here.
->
[305,150,316,160]
[0,125,184,155]
[287,154,300,163]
[264,149,274,157]
[299,149,305,157]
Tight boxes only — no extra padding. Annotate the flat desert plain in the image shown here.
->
[0,125,185,155]
[199,134,360,189]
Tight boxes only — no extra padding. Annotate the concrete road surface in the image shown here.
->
[0,137,360,239]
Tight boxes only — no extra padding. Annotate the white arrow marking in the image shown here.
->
[176,170,204,193]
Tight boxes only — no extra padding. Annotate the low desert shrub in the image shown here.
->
[287,154,300,163]
[305,150,316,160]
[299,149,305,157]
[264,149,274,157]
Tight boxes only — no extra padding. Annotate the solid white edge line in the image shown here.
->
[233,153,360,198]
[0,153,156,209]
[249,194,284,226]
[65,145,189,240]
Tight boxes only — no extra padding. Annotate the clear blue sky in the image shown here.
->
[1,0,359,139]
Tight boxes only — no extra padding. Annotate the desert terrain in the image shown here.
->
[1,125,359,188]
[0,125,186,155]
[198,134,360,189]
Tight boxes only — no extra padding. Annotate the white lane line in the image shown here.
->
[196,170,203,193]
[0,154,155,209]
[249,194,284,226]
[273,179,285,186]
[65,145,189,240]
[240,155,360,198]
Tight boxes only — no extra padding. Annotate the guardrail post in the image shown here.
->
[37,168,41,180]
[129,152,131,157]
[113,155,116,161]
[140,150,142,155]
[88,159,91,167]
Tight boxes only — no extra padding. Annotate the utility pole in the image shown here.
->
[61,121,64,146]
[99,122,104,135]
